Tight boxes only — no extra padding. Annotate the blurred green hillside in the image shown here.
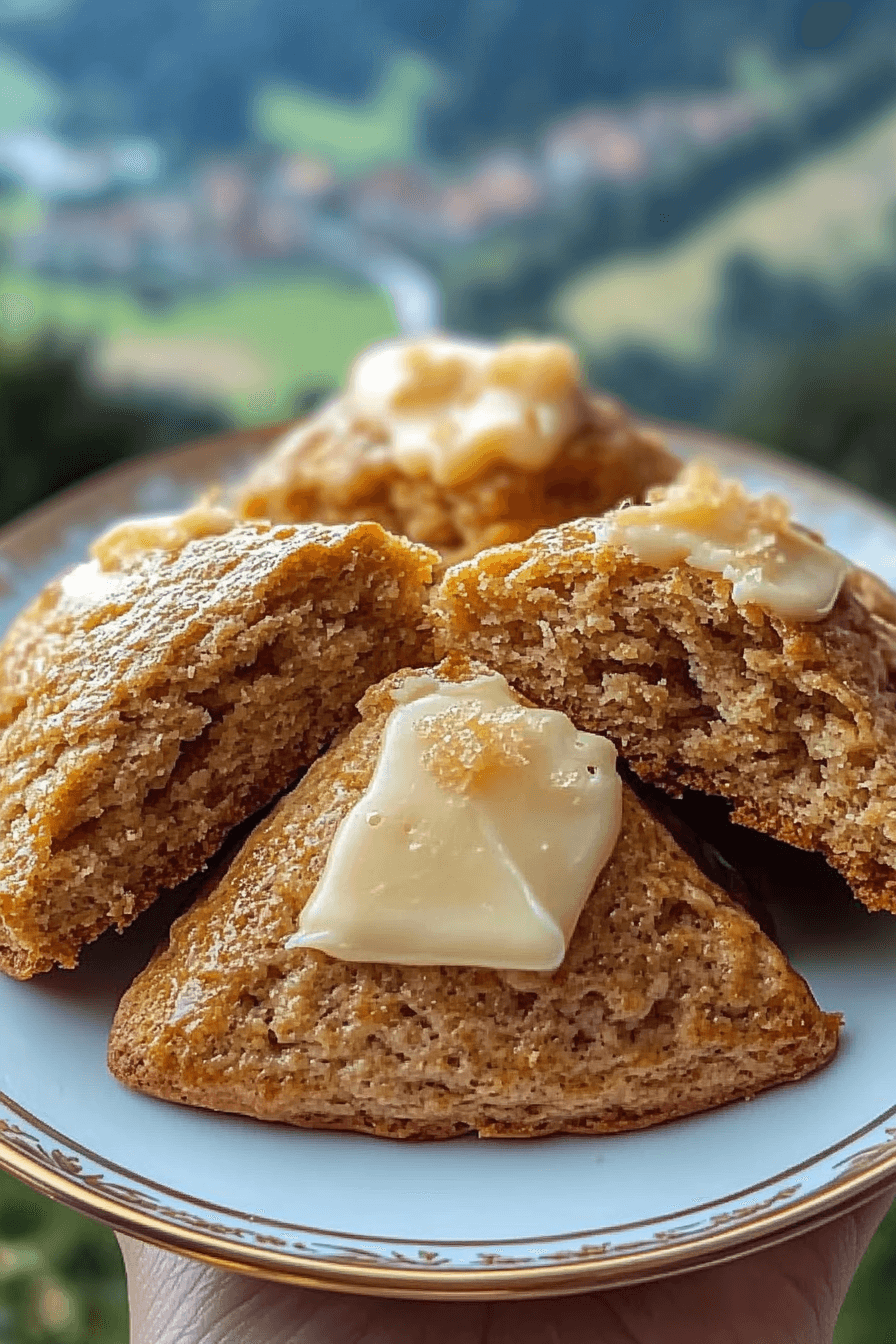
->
[558,100,896,363]
[0,1169,127,1343]
[0,334,227,526]
[253,53,439,172]
[3,0,896,151]
[0,44,61,133]
[0,268,398,432]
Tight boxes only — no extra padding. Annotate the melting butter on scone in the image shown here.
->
[234,334,680,563]
[604,459,849,621]
[108,654,839,1140]
[340,336,589,485]
[289,672,621,970]
[436,463,896,914]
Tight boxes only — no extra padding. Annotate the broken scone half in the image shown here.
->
[436,460,896,915]
[0,504,436,978]
[108,654,839,1139]
[234,335,680,564]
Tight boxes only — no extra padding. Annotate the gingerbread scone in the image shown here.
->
[233,336,680,565]
[0,505,436,978]
[109,656,839,1140]
[435,462,896,914]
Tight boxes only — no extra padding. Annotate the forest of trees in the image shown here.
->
[3,0,895,152]
[0,336,226,526]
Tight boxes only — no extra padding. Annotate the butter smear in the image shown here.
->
[605,459,849,621]
[287,672,622,971]
[265,335,590,490]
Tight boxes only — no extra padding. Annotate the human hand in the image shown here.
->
[118,1188,893,1344]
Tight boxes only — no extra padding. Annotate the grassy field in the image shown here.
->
[557,100,896,361]
[0,44,61,133]
[0,266,399,422]
[252,53,438,175]
[0,191,45,236]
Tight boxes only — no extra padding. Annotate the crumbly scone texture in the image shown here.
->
[234,395,679,565]
[0,521,436,979]
[435,523,896,913]
[108,655,839,1140]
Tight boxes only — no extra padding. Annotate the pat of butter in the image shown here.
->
[91,502,236,571]
[260,335,591,494]
[347,336,587,486]
[605,459,849,622]
[287,673,622,971]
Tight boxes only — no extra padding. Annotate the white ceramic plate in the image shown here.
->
[0,423,894,1300]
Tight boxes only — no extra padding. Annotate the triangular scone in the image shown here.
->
[0,511,436,978]
[234,337,679,565]
[435,483,896,914]
[108,658,839,1140]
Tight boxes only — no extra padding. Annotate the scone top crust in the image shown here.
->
[849,564,896,629]
[435,505,896,913]
[108,651,839,1141]
[0,516,434,739]
[233,335,680,562]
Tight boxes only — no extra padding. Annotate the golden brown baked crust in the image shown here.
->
[435,521,896,914]
[848,565,896,628]
[0,520,436,978]
[108,655,839,1140]
[234,395,680,565]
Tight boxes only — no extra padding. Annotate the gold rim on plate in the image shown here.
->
[0,1092,893,1298]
